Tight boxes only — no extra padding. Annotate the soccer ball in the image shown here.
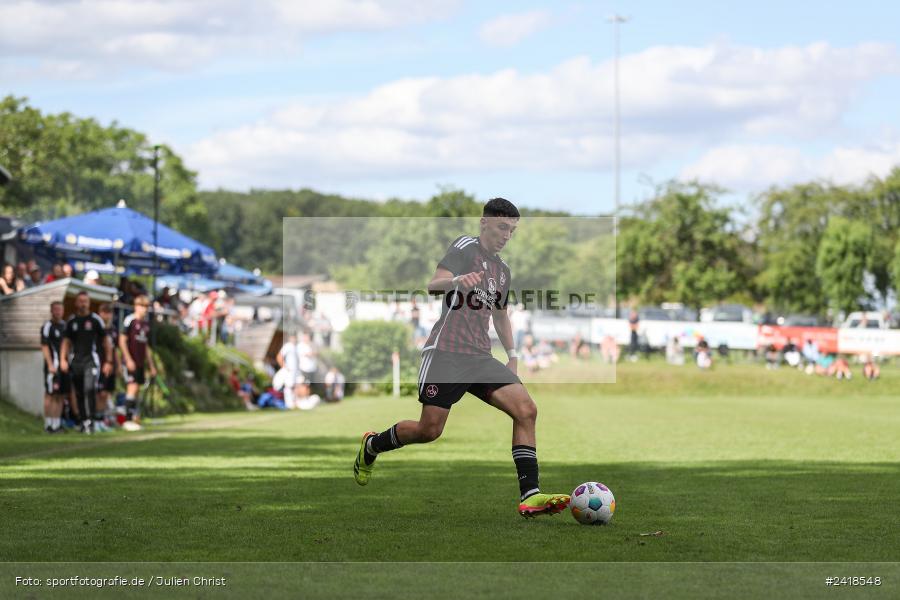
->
[570,482,615,525]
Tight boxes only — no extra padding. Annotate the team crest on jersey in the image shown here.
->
[72,322,78,332]
[487,277,497,294]
[499,271,506,286]
[85,320,92,331]
[426,384,439,398]
[482,260,487,269]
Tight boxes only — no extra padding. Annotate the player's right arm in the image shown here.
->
[427,267,483,293]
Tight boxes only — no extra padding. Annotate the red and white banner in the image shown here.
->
[756,325,839,354]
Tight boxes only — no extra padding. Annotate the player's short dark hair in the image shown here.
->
[50,300,63,308]
[483,197,520,218]
[98,302,112,313]
[75,291,89,298]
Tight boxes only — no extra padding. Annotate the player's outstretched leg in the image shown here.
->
[487,383,571,518]
[355,406,449,486]
[353,431,378,486]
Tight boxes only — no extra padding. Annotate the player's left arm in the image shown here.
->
[492,309,518,374]
[100,321,114,376]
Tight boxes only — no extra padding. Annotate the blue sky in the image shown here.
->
[4,0,900,214]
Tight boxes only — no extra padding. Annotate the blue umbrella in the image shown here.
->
[19,202,218,276]
[156,261,272,296]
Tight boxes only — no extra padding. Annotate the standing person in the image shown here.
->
[119,295,156,430]
[353,198,571,518]
[277,333,300,409]
[40,301,69,433]
[59,292,113,434]
[96,303,119,431]
[297,332,318,385]
[627,309,640,362]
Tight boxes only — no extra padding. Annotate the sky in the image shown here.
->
[3,0,900,214]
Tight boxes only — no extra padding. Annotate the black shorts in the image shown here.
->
[417,350,521,410]
[98,368,117,392]
[43,370,71,395]
[125,366,145,385]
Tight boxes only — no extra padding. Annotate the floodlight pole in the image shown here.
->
[151,145,160,348]
[608,14,628,317]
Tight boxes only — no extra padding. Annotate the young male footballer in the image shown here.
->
[354,198,570,518]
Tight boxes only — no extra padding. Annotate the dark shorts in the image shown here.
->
[44,370,71,395]
[98,368,117,392]
[417,350,521,410]
[125,366,146,385]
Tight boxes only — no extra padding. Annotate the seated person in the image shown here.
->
[600,334,620,364]
[863,354,880,381]
[666,337,685,366]
[324,367,345,402]
[764,344,780,369]
[831,355,852,380]
[814,353,835,376]
[569,334,590,359]
[695,340,713,370]
[783,339,802,368]
[521,335,540,372]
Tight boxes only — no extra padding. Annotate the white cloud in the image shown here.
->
[0,0,456,75]
[681,140,900,190]
[186,42,900,189]
[478,10,550,47]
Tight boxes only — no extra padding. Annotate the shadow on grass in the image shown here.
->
[1,431,899,563]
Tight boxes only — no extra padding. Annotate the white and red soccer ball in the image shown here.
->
[570,482,616,525]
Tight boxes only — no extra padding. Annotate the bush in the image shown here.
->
[149,323,260,415]
[336,320,417,388]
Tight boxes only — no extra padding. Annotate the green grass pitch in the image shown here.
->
[1,361,899,597]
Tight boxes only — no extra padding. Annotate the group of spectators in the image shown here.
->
[1,260,76,295]
[237,332,345,411]
[764,339,880,381]
[39,291,155,434]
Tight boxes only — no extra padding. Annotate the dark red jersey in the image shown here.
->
[123,313,150,367]
[424,235,511,355]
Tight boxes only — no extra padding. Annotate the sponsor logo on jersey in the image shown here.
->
[499,271,506,286]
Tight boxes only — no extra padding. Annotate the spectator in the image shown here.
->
[62,263,73,278]
[15,262,28,284]
[801,338,820,370]
[863,355,880,381]
[666,336,685,366]
[600,334,620,364]
[696,339,713,370]
[783,339,802,368]
[831,355,852,380]
[83,269,101,286]
[0,263,25,295]
[764,344,780,369]
[409,300,423,340]
[324,366,345,402]
[813,353,834,376]
[521,335,540,372]
[627,309,640,362]
[510,304,531,350]
[570,333,591,359]
[44,263,65,284]
[277,333,301,409]
[259,369,289,409]
[297,332,318,384]
[27,264,42,288]
[536,339,557,369]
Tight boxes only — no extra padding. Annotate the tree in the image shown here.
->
[617,182,745,310]
[815,217,873,314]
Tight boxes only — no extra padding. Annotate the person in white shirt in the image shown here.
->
[277,334,300,409]
[297,332,318,384]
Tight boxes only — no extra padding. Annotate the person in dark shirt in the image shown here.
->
[353,198,571,519]
[119,294,156,426]
[96,303,119,431]
[40,301,69,433]
[60,291,113,434]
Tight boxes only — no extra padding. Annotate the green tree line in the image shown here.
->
[2,96,899,316]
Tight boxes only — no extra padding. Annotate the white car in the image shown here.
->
[841,311,887,329]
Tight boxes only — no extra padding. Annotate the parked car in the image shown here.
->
[700,304,754,324]
[841,311,888,329]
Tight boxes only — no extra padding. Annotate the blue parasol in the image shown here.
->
[19,202,218,276]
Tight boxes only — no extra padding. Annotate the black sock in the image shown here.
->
[366,424,403,463]
[512,445,539,500]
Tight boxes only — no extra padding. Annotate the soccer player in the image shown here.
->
[40,301,69,433]
[60,291,114,434]
[96,303,119,431]
[119,294,156,428]
[354,198,571,518]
